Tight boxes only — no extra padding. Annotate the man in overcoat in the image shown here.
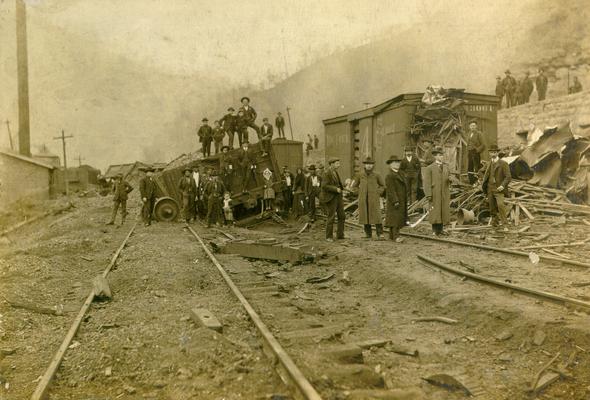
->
[422,147,451,235]
[320,157,346,241]
[536,68,548,101]
[106,173,133,226]
[204,171,226,227]
[351,157,385,240]
[482,144,511,230]
[399,147,421,204]
[178,168,197,223]
[139,167,157,226]
[384,155,407,241]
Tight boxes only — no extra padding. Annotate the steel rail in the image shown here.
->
[417,255,590,311]
[316,214,590,269]
[186,226,323,400]
[31,223,137,400]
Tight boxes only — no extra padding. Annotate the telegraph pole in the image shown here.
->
[5,120,14,150]
[285,106,294,140]
[54,130,73,197]
[15,0,31,156]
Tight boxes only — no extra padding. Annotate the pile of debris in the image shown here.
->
[504,122,590,204]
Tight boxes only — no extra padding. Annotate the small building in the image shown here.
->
[104,161,150,188]
[0,149,56,209]
[54,164,101,193]
[33,144,61,168]
[323,91,499,179]
[271,138,304,172]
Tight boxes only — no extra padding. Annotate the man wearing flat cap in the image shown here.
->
[238,97,260,137]
[305,165,322,222]
[178,168,198,223]
[502,70,517,108]
[197,118,213,157]
[275,112,286,139]
[482,144,511,231]
[320,157,346,241]
[422,147,451,235]
[106,173,133,226]
[259,117,273,156]
[466,120,485,184]
[400,147,421,205]
[220,107,238,149]
[139,167,157,226]
[351,156,385,240]
[384,155,407,241]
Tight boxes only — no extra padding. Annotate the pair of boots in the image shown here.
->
[363,224,383,240]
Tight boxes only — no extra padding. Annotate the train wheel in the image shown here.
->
[154,197,180,222]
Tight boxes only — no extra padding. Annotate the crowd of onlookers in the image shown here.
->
[495,68,584,109]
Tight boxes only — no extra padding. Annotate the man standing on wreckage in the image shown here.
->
[422,146,451,236]
[481,144,511,232]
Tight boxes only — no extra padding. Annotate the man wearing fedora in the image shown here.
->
[237,141,258,193]
[466,120,486,185]
[305,164,322,222]
[220,107,238,148]
[178,168,198,223]
[400,147,421,205]
[219,145,234,191]
[204,170,226,227]
[212,120,225,155]
[351,157,385,239]
[259,117,274,156]
[139,167,157,226]
[422,147,451,235]
[197,118,213,157]
[275,112,286,139]
[320,157,346,241]
[482,144,511,231]
[502,70,517,108]
[106,173,133,226]
[239,97,260,136]
[384,155,407,241]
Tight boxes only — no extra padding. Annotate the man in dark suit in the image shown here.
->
[220,107,238,148]
[466,121,486,184]
[536,68,548,101]
[482,145,511,231]
[106,173,133,226]
[139,167,157,226]
[197,118,213,157]
[237,141,257,193]
[305,165,322,222]
[282,166,294,211]
[384,155,407,241]
[275,112,286,138]
[259,117,273,156]
[204,171,226,227]
[399,147,421,204]
[178,168,197,223]
[238,97,260,136]
[502,70,517,108]
[320,157,345,241]
[522,72,534,103]
[212,120,225,154]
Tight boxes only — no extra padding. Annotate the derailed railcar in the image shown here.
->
[151,142,286,222]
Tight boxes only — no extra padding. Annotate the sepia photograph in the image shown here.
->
[0,0,589,399]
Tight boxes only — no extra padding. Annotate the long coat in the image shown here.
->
[384,170,407,228]
[352,171,384,225]
[422,162,451,224]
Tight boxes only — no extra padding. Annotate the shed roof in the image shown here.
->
[323,91,499,125]
[104,161,148,177]
[0,149,55,170]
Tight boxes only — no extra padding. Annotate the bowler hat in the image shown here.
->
[328,157,340,164]
[469,119,478,125]
[202,118,208,122]
[240,96,250,103]
[488,144,500,152]
[221,145,230,151]
[386,155,402,164]
[227,107,235,112]
[362,157,375,164]
[404,146,415,152]
[308,165,316,170]
[432,146,444,155]
[183,167,192,173]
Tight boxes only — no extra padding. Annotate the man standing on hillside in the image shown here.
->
[275,112,286,139]
[197,118,213,157]
[314,134,319,149]
[570,76,583,94]
[536,68,548,101]
[239,97,260,136]
[522,72,534,103]
[502,70,517,108]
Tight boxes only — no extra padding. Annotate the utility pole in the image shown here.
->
[285,107,294,140]
[5,120,14,151]
[15,0,31,156]
[53,130,73,197]
[77,155,85,167]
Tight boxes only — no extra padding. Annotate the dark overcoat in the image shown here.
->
[422,162,451,224]
[139,177,157,200]
[384,170,407,228]
[352,171,384,225]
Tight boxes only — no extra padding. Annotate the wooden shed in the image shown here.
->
[271,138,304,172]
[323,92,499,180]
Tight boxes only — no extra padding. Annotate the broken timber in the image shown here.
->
[219,238,315,264]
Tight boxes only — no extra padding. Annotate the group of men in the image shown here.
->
[495,68,548,108]
[197,96,287,158]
